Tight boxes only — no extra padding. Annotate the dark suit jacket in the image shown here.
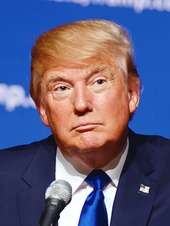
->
[0,130,170,226]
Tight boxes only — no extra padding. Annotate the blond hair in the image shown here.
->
[30,19,138,106]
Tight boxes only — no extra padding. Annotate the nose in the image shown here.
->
[72,83,92,114]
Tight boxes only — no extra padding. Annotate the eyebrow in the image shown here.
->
[45,64,112,85]
[87,65,113,78]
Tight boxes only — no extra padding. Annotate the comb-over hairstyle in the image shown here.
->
[30,19,138,106]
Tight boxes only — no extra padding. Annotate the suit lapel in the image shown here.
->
[16,132,161,226]
[17,136,56,226]
[110,131,159,226]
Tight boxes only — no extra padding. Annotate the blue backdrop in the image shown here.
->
[0,0,170,148]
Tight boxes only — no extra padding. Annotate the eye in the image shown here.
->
[49,83,72,100]
[94,78,107,85]
[51,82,72,93]
[53,85,69,92]
[89,76,112,93]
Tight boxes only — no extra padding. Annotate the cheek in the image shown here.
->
[46,102,72,131]
[94,89,130,120]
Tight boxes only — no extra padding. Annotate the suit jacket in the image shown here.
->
[0,130,170,226]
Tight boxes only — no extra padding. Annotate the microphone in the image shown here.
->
[39,180,72,226]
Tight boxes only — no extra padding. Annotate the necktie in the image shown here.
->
[78,170,111,226]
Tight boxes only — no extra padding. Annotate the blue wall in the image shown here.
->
[0,0,170,148]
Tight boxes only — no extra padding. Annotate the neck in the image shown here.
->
[60,137,128,174]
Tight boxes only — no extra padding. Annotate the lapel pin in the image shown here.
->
[139,184,150,194]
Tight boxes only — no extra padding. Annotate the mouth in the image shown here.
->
[72,123,102,132]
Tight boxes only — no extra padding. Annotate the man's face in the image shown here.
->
[39,59,140,156]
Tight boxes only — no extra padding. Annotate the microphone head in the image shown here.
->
[45,180,72,205]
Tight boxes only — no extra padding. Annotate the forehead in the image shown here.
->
[42,58,121,83]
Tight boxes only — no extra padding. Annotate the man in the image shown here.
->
[0,19,170,226]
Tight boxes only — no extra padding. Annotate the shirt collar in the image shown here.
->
[104,139,129,187]
[55,139,129,193]
[55,149,87,194]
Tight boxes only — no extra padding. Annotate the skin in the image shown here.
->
[39,58,140,172]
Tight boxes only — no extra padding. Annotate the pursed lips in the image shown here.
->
[72,122,102,132]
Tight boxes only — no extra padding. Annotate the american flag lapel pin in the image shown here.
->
[139,184,150,194]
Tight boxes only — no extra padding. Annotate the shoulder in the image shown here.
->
[0,135,56,174]
[130,130,170,152]
[129,130,170,173]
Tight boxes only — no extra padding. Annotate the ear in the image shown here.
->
[128,76,141,114]
[37,103,50,127]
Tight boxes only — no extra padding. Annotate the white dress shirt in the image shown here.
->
[55,140,129,226]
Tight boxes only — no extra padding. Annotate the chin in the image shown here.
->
[77,143,104,153]
[75,132,108,152]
